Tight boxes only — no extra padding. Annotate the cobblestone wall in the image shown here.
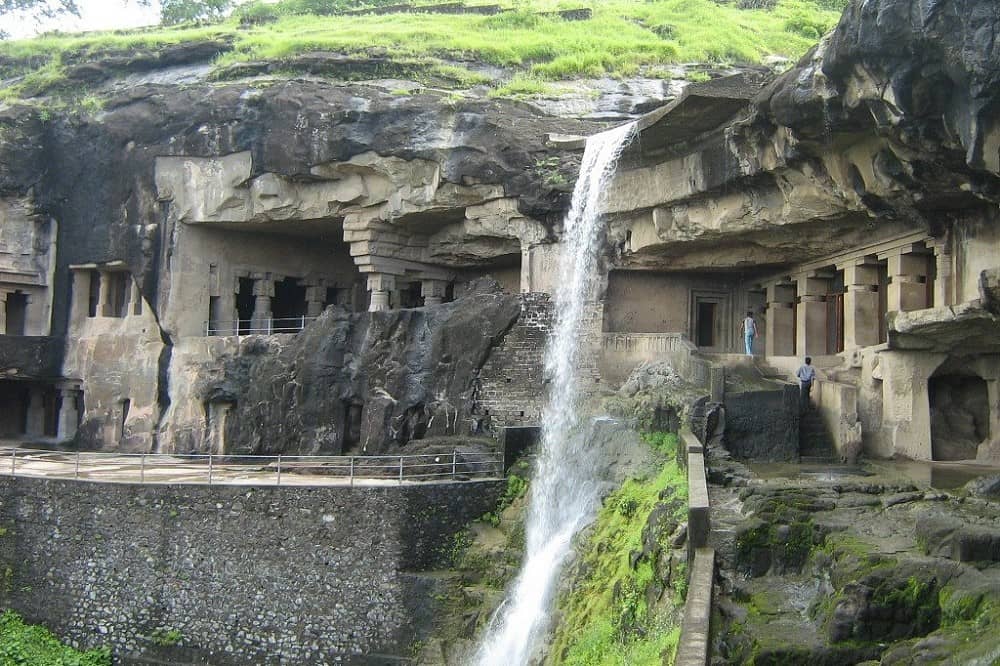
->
[0,477,502,665]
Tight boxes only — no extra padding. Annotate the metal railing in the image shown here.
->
[0,448,504,486]
[204,316,321,337]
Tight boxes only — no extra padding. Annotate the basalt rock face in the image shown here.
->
[205,282,521,456]
[608,0,1000,269]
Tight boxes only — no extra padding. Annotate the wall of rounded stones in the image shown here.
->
[0,477,503,664]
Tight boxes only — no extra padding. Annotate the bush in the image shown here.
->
[0,610,111,666]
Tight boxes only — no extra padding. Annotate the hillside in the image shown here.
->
[0,0,845,104]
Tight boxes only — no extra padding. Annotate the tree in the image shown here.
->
[159,0,232,24]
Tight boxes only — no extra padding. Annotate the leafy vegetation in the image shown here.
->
[0,610,111,666]
[547,431,688,665]
[0,0,845,101]
[481,472,529,527]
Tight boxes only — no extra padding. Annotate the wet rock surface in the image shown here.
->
[707,443,1000,665]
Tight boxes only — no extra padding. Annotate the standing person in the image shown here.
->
[739,310,757,356]
[796,356,816,411]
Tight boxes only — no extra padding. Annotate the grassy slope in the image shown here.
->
[0,610,111,666]
[0,0,844,101]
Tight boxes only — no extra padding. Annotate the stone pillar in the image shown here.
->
[25,388,46,437]
[841,264,880,349]
[764,284,795,357]
[367,274,395,312]
[0,290,7,334]
[421,280,447,306]
[795,275,829,357]
[887,252,929,313]
[56,389,79,440]
[98,271,111,317]
[932,242,953,308]
[520,244,533,294]
[127,277,142,316]
[251,277,274,333]
[305,285,325,317]
[69,271,90,328]
[880,351,947,460]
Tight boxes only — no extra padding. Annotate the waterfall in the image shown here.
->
[474,121,637,666]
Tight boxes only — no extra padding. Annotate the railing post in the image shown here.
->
[399,456,404,484]
[276,455,281,486]
[452,450,457,479]
[208,453,213,485]
[300,315,305,331]
[140,454,145,483]
[267,318,272,335]
[350,456,355,487]
[204,320,210,336]
[75,450,80,480]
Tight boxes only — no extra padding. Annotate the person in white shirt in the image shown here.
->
[739,311,757,356]
[796,356,816,410]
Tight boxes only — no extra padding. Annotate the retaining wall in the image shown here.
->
[0,476,503,665]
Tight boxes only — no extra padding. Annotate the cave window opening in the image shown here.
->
[343,401,363,453]
[0,381,29,437]
[43,389,59,437]
[929,374,989,461]
[208,296,222,335]
[876,261,889,344]
[236,277,255,335]
[272,277,307,331]
[87,270,101,317]
[5,292,27,336]
[119,399,131,445]
[399,282,423,309]
[207,401,234,455]
[103,272,130,318]
[826,269,845,354]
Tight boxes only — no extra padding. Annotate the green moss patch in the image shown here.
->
[0,610,111,666]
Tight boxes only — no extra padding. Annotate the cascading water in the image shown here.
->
[475,121,637,666]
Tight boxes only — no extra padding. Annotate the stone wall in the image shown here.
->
[722,385,800,462]
[0,476,503,665]
[474,292,552,430]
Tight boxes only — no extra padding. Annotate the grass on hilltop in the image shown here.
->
[0,0,846,102]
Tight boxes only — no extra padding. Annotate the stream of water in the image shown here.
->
[474,121,637,666]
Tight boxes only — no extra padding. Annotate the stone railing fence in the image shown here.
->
[600,333,724,398]
[0,448,503,486]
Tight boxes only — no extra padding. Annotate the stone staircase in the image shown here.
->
[799,408,837,463]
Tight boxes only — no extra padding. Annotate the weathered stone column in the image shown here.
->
[930,239,953,308]
[421,280,447,306]
[0,290,7,334]
[305,285,325,317]
[367,274,395,312]
[764,283,795,357]
[127,277,142,317]
[520,244,533,294]
[25,388,46,437]
[879,351,947,460]
[841,263,880,349]
[69,271,90,327]
[251,276,274,333]
[795,275,829,357]
[98,271,112,317]
[886,252,929,313]
[56,388,79,440]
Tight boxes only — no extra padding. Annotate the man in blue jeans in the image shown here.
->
[739,311,757,356]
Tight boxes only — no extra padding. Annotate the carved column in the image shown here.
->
[795,275,829,356]
[56,388,79,440]
[0,290,7,334]
[886,251,930,313]
[764,283,795,357]
[305,285,325,317]
[251,276,274,333]
[929,237,953,308]
[98,271,112,317]
[841,263,880,349]
[69,271,90,328]
[367,274,395,312]
[25,388,45,437]
[421,280,447,306]
[520,244,533,294]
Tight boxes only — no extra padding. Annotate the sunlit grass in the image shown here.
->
[0,0,844,100]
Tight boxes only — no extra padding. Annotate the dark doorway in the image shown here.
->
[929,375,989,461]
[236,277,255,335]
[272,277,307,324]
[88,270,101,317]
[877,261,889,344]
[0,381,28,436]
[695,301,716,347]
[827,270,845,354]
[5,292,27,336]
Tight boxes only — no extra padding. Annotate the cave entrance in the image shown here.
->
[501,426,540,473]
[272,277,307,330]
[207,401,234,455]
[826,269,845,354]
[929,374,989,461]
[0,381,29,437]
[5,292,28,335]
[236,277,255,335]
